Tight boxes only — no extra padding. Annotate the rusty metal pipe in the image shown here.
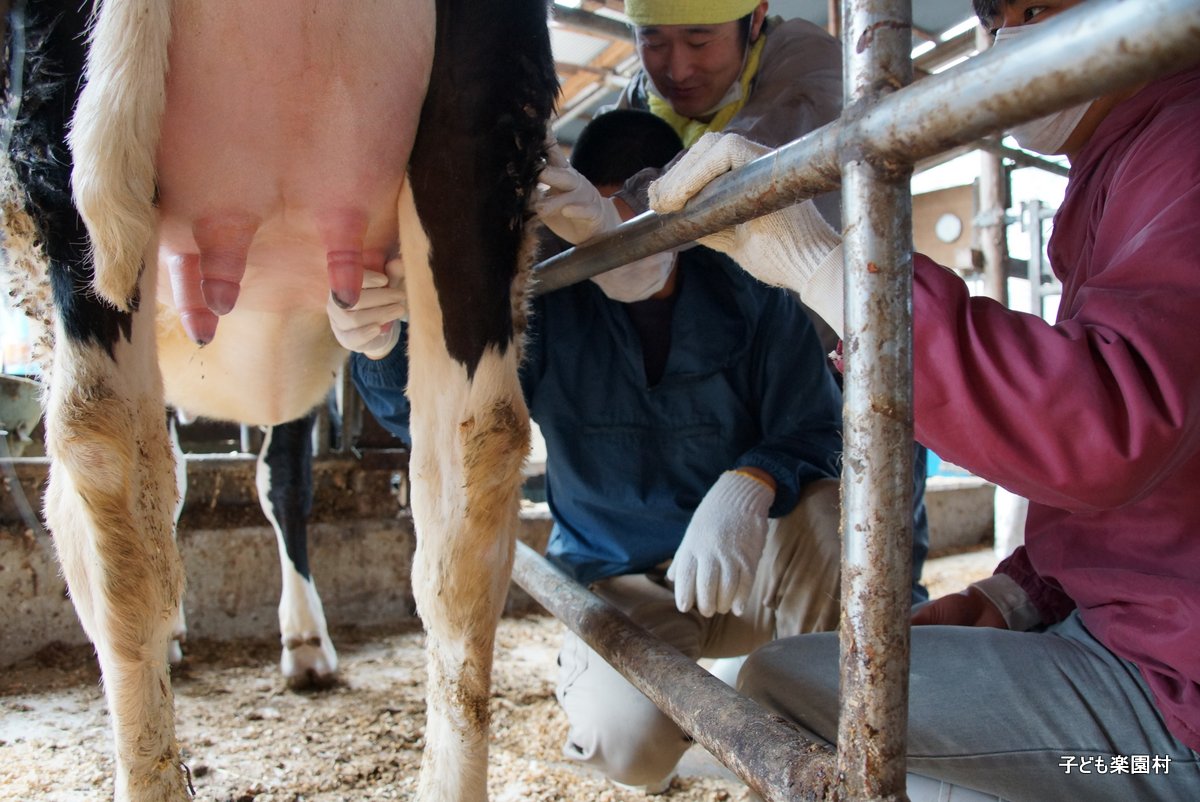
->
[550,3,633,42]
[976,144,1010,304]
[836,1,913,800]
[530,0,1200,295]
[510,541,839,802]
[976,138,1069,178]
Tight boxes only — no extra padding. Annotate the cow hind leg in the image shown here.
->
[401,185,529,802]
[404,2,556,799]
[167,412,187,665]
[45,277,186,802]
[5,2,188,799]
[404,345,523,797]
[255,413,338,688]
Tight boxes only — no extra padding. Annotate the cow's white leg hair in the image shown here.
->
[274,560,337,684]
[399,182,530,802]
[58,4,183,793]
[167,415,187,665]
[45,254,187,802]
[254,429,338,685]
[69,0,172,310]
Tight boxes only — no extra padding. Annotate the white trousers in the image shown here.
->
[555,478,841,787]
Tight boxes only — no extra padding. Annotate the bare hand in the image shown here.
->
[911,586,1008,629]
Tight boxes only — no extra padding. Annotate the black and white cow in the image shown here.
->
[0,2,557,801]
[168,409,337,686]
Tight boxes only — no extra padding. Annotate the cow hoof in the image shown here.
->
[281,636,338,690]
[116,759,192,802]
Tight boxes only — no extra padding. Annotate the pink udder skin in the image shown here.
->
[164,211,390,345]
[152,2,434,345]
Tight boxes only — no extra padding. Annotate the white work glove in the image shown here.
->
[535,144,623,244]
[325,257,407,360]
[649,132,846,337]
[667,470,775,617]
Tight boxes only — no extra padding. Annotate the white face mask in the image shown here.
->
[992,25,1092,154]
[590,251,674,302]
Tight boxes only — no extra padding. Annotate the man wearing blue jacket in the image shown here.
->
[332,110,843,793]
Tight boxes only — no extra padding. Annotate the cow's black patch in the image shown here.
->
[408,0,558,378]
[260,412,317,581]
[4,0,134,359]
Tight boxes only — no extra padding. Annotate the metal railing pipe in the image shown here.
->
[510,541,839,802]
[836,1,913,800]
[913,138,1065,187]
[974,139,1069,178]
[530,0,1200,295]
[550,3,633,42]
[977,143,1010,304]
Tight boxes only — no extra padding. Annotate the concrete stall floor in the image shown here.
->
[0,546,999,801]
[0,448,1001,799]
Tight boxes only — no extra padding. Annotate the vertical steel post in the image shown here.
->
[974,144,1012,303]
[974,26,1010,305]
[1024,199,1050,318]
[837,1,913,800]
[977,146,1010,305]
[828,0,842,38]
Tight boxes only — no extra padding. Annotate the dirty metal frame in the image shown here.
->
[529,0,1200,296]
[516,1,1200,800]
[837,1,913,799]
[513,541,840,800]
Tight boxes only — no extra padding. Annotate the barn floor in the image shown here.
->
[0,549,997,802]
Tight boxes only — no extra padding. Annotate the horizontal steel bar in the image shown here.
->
[551,3,633,42]
[976,138,1071,178]
[510,541,838,802]
[913,27,974,75]
[912,135,1069,181]
[530,0,1200,295]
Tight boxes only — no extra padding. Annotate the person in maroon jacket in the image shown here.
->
[649,1,1200,800]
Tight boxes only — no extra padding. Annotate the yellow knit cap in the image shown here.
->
[625,0,761,26]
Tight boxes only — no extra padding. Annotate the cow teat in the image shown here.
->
[318,209,370,309]
[166,253,217,345]
[192,213,261,318]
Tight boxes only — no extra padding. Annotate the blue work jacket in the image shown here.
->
[352,247,842,584]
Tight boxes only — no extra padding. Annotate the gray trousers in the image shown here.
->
[555,478,841,787]
[739,611,1200,802]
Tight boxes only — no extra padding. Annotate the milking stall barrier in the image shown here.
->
[514,1,1200,800]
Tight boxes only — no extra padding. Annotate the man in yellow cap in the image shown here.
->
[537,0,843,232]
[533,1,931,790]
[622,0,782,136]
